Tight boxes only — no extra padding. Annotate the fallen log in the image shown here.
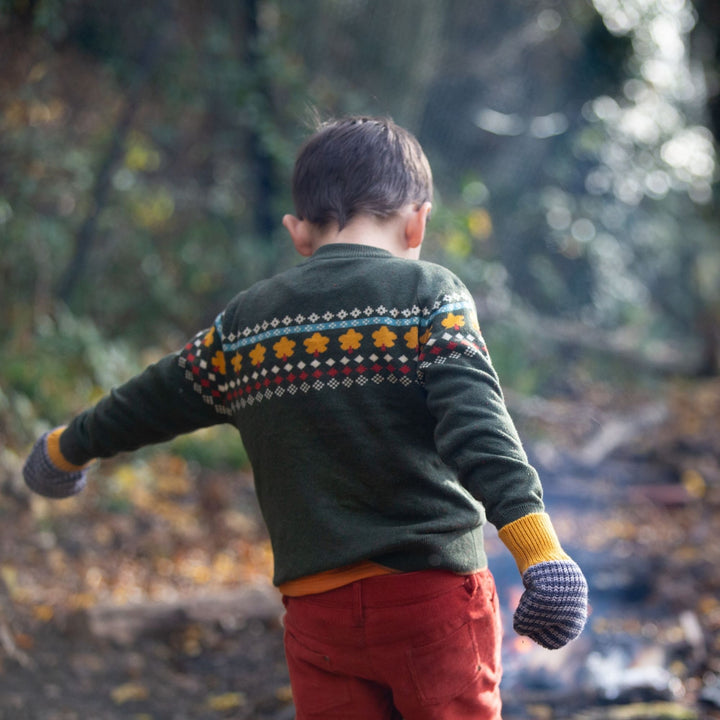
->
[506,391,669,470]
[78,580,283,645]
[573,402,669,468]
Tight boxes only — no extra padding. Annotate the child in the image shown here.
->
[24,116,587,719]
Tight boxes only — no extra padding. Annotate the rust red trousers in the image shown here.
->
[282,568,503,719]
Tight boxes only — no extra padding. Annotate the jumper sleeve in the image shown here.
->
[417,276,545,530]
[59,320,232,466]
[497,512,570,573]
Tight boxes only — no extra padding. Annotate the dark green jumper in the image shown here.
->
[60,244,545,586]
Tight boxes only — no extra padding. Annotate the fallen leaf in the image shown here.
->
[274,685,293,703]
[682,469,706,499]
[1,565,18,594]
[68,592,96,610]
[32,604,54,622]
[14,633,34,650]
[206,692,247,711]
[111,682,149,704]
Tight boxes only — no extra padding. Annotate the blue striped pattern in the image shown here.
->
[218,301,474,352]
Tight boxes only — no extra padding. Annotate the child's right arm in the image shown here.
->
[23,324,231,498]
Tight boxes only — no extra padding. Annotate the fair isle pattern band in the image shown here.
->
[178,295,487,415]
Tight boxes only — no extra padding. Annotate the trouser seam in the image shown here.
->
[352,581,364,626]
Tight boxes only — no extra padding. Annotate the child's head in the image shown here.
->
[291,116,433,231]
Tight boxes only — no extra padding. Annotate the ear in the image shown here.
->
[405,202,432,250]
[283,214,314,257]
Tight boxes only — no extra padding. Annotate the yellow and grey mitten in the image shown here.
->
[23,427,89,499]
[499,513,588,650]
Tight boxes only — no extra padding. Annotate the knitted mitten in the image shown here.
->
[513,559,588,649]
[23,428,88,499]
[498,512,588,650]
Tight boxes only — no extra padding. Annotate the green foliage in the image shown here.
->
[0,309,142,447]
[168,426,250,472]
[483,320,555,397]
[1,0,719,471]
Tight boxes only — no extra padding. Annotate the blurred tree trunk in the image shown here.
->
[56,99,136,306]
[691,0,720,375]
[241,0,277,245]
[692,0,720,137]
[56,1,171,308]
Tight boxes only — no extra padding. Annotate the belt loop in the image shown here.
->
[352,581,364,626]
[464,573,479,597]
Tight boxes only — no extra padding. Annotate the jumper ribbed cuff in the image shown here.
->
[46,427,89,473]
[498,512,570,574]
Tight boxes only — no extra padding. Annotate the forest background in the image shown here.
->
[2,0,720,436]
[1,0,720,718]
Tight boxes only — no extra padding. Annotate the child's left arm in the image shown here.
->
[419,276,587,649]
[497,512,587,650]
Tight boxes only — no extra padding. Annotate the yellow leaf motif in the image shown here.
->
[249,343,266,366]
[203,327,215,347]
[420,327,432,344]
[231,352,243,372]
[274,336,296,360]
[372,326,397,349]
[211,350,226,375]
[304,332,329,356]
[441,313,465,330]
[404,327,419,349]
[339,328,363,352]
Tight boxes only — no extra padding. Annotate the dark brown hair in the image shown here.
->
[291,116,433,230]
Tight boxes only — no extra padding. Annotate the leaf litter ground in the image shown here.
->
[1,378,720,719]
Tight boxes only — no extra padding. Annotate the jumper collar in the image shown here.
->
[309,243,394,261]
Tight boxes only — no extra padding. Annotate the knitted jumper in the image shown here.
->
[59,244,546,587]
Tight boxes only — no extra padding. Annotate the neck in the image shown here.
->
[312,214,418,260]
